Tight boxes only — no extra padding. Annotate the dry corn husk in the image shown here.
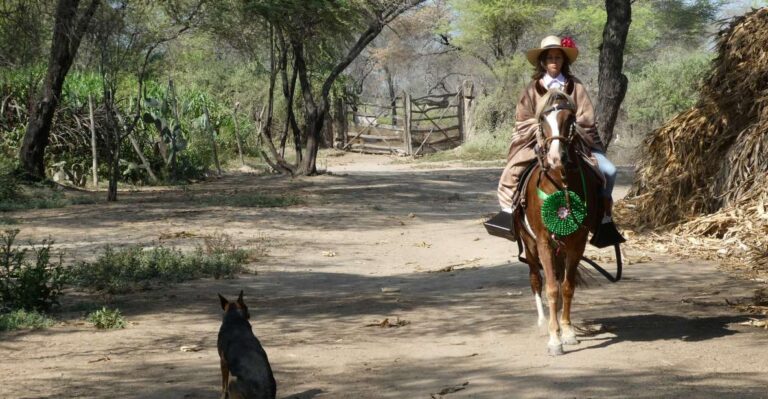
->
[618,8,768,272]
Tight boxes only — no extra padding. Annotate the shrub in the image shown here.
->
[0,159,20,202]
[0,309,55,331]
[0,229,67,312]
[87,307,126,329]
[70,236,249,293]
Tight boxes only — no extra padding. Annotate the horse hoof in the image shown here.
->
[562,335,579,345]
[547,344,564,356]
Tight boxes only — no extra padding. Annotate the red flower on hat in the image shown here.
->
[561,36,576,49]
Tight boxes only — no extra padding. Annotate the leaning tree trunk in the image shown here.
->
[596,0,631,150]
[18,0,99,180]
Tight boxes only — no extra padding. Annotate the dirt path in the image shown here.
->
[1,153,766,399]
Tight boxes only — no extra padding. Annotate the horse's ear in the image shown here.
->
[237,290,245,305]
[218,294,228,310]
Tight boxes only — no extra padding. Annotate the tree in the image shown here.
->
[87,0,204,200]
[595,0,630,149]
[240,0,426,175]
[17,0,100,180]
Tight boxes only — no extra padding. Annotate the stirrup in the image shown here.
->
[590,220,626,248]
[484,210,517,241]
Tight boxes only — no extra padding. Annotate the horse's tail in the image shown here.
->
[574,262,595,288]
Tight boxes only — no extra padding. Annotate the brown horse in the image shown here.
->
[514,89,601,356]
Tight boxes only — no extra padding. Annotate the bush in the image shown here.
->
[70,236,249,293]
[87,307,126,329]
[0,309,55,331]
[0,159,20,202]
[0,229,67,312]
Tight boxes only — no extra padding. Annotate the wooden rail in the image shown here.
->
[333,80,475,156]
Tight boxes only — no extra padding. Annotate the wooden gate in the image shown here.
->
[334,81,474,156]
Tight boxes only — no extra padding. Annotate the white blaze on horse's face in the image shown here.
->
[544,110,563,169]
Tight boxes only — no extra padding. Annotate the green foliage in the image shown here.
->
[0,217,18,225]
[70,237,250,294]
[0,189,70,212]
[0,309,55,331]
[0,230,68,312]
[0,158,20,202]
[87,307,126,329]
[450,0,554,61]
[625,48,712,132]
[472,56,531,132]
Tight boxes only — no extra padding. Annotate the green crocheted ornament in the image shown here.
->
[540,190,586,236]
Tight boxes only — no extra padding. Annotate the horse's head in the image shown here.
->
[535,89,577,171]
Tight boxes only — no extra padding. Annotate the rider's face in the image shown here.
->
[543,49,565,77]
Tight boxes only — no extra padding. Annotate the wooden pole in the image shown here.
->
[458,80,475,142]
[233,102,245,166]
[403,91,413,155]
[88,94,98,188]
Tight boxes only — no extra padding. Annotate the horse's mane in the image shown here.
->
[535,88,576,120]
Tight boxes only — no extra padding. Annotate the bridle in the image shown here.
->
[535,92,577,171]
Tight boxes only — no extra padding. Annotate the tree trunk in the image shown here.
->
[596,0,631,150]
[18,0,100,180]
[88,94,98,188]
[233,103,245,166]
[203,105,222,176]
[384,66,397,125]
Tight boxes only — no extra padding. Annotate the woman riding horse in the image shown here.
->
[489,36,625,355]
[496,35,623,247]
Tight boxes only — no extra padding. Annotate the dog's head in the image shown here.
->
[218,290,250,320]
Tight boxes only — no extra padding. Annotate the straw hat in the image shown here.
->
[526,35,578,66]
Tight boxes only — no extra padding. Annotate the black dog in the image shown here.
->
[217,291,276,399]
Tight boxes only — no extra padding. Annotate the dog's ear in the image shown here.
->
[237,290,245,304]
[218,293,228,310]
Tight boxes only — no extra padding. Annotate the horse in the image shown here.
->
[513,88,602,356]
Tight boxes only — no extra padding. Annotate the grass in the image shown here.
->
[70,234,251,294]
[87,307,126,329]
[400,130,508,164]
[0,309,55,331]
[198,193,302,208]
[0,217,18,225]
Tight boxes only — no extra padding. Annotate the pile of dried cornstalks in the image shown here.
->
[618,8,768,272]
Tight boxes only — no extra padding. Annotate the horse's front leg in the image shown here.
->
[561,242,587,346]
[537,241,563,356]
[560,263,579,345]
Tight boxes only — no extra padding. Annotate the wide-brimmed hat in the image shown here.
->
[526,35,578,66]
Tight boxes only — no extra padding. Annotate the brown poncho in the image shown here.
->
[497,77,603,208]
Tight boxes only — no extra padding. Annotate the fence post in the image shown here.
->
[403,91,413,155]
[458,80,475,142]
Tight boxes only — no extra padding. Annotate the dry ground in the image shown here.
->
[1,153,767,399]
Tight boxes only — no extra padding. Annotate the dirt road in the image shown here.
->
[1,153,766,398]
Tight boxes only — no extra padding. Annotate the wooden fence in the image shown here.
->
[334,81,475,156]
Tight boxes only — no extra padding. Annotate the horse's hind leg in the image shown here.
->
[560,255,581,345]
[528,263,546,328]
